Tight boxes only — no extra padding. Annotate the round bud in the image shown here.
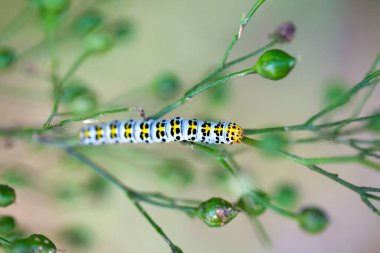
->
[236,193,266,217]
[61,81,97,114]
[0,184,16,207]
[84,32,114,53]
[299,207,329,234]
[151,73,181,100]
[253,49,296,80]
[0,47,16,69]
[73,10,103,36]
[0,215,16,234]
[271,21,296,43]
[7,234,57,253]
[196,197,238,227]
[35,0,69,15]
[273,183,298,208]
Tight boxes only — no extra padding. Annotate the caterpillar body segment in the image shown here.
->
[79,117,244,145]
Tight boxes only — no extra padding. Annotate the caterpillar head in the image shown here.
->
[226,123,244,144]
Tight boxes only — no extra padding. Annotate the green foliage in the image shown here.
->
[236,193,266,217]
[273,183,299,208]
[151,73,181,100]
[253,49,296,80]
[59,226,93,248]
[6,234,56,253]
[0,47,16,69]
[73,10,104,36]
[196,197,238,227]
[61,81,97,114]
[298,207,328,234]
[0,216,16,234]
[0,185,16,207]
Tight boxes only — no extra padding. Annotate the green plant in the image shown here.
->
[0,0,379,252]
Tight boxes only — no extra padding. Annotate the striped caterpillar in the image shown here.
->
[79,117,244,145]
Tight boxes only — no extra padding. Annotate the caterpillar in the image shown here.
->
[79,117,243,145]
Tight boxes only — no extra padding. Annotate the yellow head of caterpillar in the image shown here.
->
[227,123,244,144]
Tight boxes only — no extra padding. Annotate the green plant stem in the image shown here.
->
[130,198,183,253]
[249,217,272,247]
[45,107,134,130]
[305,69,380,125]
[242,137,380,215]
[0,236,11,246]
[150,68,255,119]
[148,0,273,120]
[220,0,267,66]
[243,114,380,135]
[65,147,191,252]
[182,142,237,175]
[333,54,380,134]
[43,51,93,128]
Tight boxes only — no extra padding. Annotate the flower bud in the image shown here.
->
[253,49,296,80]
[73,10,103,36]
[271,21,296,43]
[84,32,114,53]
[299,207,329,234]
[61,81,97,114]
[0,184,16,207]
[7,234,56,253]
[236,193,266,217]
[0,47,16,69]
[0,215,16,234]
[196,197,238,227]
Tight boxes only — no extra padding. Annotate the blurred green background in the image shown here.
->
[0,0,379,252]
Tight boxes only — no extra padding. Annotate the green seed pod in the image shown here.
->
[253,49,296,80]
[236,193,266,217]
[368,113,380,132]
[0,184,16,207]
[84,32,114,53]
[0,47,16,69]
[196,197,238,227]
[73,10,103,36]
[61,81,97,114]
[299,207,329,234]
[0,215,16,234]
[151,73,181,100]
[34,0,70,15]
[7,234,56,253]
[273,183,298,208]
